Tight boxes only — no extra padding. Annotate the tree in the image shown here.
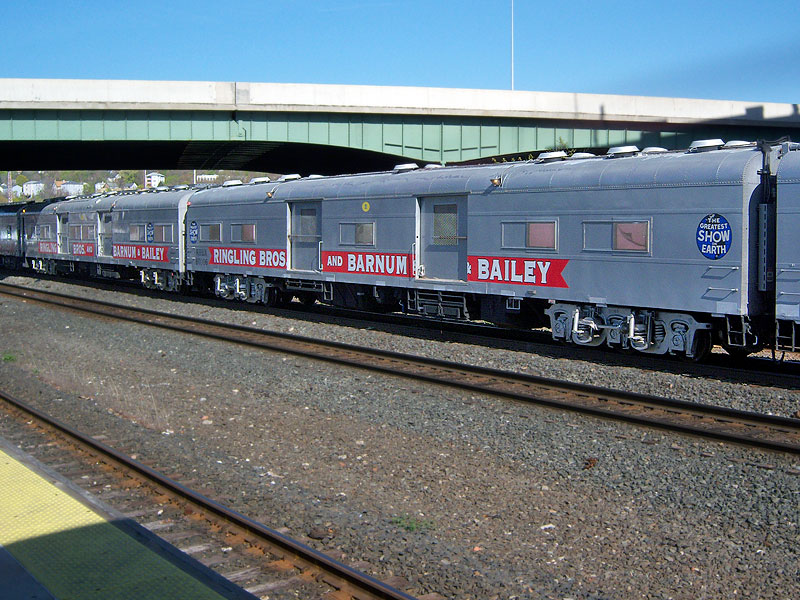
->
[15,174,28,186]
[119,170,140,188]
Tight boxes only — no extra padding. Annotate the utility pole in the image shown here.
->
[6,171,11,203]
[511,0,515,91]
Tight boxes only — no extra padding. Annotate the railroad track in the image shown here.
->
[2,281,799,455]
[7,271,800,385]
[0,387,423,600]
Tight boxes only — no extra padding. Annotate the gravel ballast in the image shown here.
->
[0,273,798,600]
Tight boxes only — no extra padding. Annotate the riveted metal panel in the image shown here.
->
[288,119,309,142]
[309,120,329,144]
[519,125,537,152]
[248,118,268,141]
[170,116,192,140]
[148,118,170,139]
[58,112,81,139]
[0,111,10,138]
[124,112,149,139]
[348,121,363,148]
[404,122,423,153]
[384,122,403,153]
[362,120,383,152]
[461,124,480,154]
[35,113,59,139]
[103,115,126,140]
[329,120,349,146]
[268,119,289,142]
[422,123,441,161]
[499,125,518,155]
[537,127,555,149]
[480,124,499,153]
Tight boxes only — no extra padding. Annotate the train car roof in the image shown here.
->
[260,144,766,202]
[40,189,193,215]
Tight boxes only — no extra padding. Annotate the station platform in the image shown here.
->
[0,436,257,600]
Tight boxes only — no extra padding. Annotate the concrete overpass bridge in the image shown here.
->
[1,78,799,174]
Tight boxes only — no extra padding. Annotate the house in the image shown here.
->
[196,173,218,183]
[145,172,165,188]
[53,180,85,196]
[23,180,45,197]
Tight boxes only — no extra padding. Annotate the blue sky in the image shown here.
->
[4,1,799,103]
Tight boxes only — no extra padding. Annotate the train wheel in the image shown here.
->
[685,330,712,362]
[263,288,288,307]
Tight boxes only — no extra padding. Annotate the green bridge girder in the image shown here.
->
[0,108,793,173]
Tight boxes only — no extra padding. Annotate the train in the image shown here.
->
[3,138,800,361]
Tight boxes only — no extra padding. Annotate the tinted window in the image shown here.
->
[614,222,649,251]
[201,224,221,242]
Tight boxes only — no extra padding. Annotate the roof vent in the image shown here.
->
[722,140,755,149]
[641,147,668,154]
[222,179,243,187]
[568,152,596,160]
[393,163,419,172]
[276,174,301,182]
[424,164,444,169]
[688,139,724,152]
[249,176,270,184]
[535,151,568,162]
[606,146,639,158]
[173,184,189,190]
[307,174,325,179]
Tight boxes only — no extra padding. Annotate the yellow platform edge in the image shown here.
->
[0,438,254,600]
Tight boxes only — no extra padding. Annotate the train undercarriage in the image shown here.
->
[14,260,770,361]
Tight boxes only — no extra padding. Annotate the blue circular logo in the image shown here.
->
[696,214,732,260]
[189,221,199,244]
[146,222,154,243]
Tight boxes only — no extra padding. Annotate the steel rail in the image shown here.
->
[0,386,418,600]
[2,282,799,455]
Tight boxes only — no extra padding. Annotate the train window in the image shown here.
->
[355,223,374,245]
[231,224,256,243]
[583,220,650,252]
[433,204,458,246]
[129,225,145,241]
[339,222,375,246]
[154,225,173,243]
[84,225,96,240]
[40,225,52,239]
[583,222,613,251]
[69,225,81,239]
[501,222,525,248]
[527,221,557,249]
[613,221,649,252]
[300,209,317,236]
[501,221,557,250]
[200,223,221,242]
[2,225,10,240]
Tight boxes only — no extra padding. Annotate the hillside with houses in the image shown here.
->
[1,169,277,203]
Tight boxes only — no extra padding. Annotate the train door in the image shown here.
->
[419,196,467,281]
[289,201,322,271]
[97,212,113,256]
[57,214,69,254]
